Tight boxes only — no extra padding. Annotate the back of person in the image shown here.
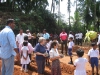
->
[74,58,87,71]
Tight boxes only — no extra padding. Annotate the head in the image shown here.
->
[7,19,15,29]
[38,37,46,45]
[26,29,30,33]
[91,42,97,49]
[23,41,28,46]
[50,41,58,49]
[62,29,65,32]
[69,37,73,41]
[43,29,46,34]
[19,29,23,34]
[46,39,50,43]
[76,49,84,57]
[24,36,28,41]
[69,31,72,34]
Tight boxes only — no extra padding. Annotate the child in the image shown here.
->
[68,37,74,64]
[21,42,30,72]
[45,39,52,65]
[74,49,88,75]
[88,43,99,75]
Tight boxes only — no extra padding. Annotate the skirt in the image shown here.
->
[51,59,61,75]
[21,55,30,64]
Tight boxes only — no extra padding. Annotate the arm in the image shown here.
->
[8,31,18,53]
[50,56,61,61]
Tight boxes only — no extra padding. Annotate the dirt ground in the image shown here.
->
[0,45,100,75]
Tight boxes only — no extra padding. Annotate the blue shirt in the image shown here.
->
[0,26,17,59]
[43,33,50,39]
[35,43,46,60]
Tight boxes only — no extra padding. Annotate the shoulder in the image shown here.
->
[50,49,54,53]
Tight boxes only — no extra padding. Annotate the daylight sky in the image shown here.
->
[47,0,76,22]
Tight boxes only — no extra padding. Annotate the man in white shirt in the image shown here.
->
[26,29,32,44]
[16,29,26,48]
[77,32,83,46]
[75,32,79,45]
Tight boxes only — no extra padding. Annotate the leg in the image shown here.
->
[2,55,14,75]
[36,60,45,74]
[1,59,5,75]
[61,41,64,54]
[96,67,99,75]
[28,54,31,69]
[42,60,45,74]
[64,40,67,55]
[24,64,28,72]
[92,67,94,75]
[80,39,82,46]
[21,64,24,71]
[99,44,100,54]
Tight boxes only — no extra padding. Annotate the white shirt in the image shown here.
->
[75,33,79,39]
[74,58,87,75]
[46,40,52,50]
[21,46,29,58]
[68,34,74,40]
[49,48,59,58]
[27,32,32,39]
[16,33,27,45]
[68,41,74,48]
[88,48,99,58]
[78,33,83,39]
[97,34,100,45]
[37,33,43,37]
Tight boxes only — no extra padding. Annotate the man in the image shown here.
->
[16,29,26,48]
[75,32,79,45]
[59,29,68,55]
[77,31,83,46]
[43,29,50,40]
[0,19,18,75]
[26,29,32,44]
[97,31,100,54]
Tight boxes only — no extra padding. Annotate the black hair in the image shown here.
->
[23,42,28,46]
[50,41,57,49]
[7,19,14,25]
[69,31,72,34]
[24,36,28,41]
[76,49,84,57]
[43,29,46,32]
[91,42,96,47]
[69,37,73,40]
[46,39,50,42]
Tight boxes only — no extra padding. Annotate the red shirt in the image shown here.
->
[60,32,67,40]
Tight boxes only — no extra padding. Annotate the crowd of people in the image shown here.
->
[0,19,100,75]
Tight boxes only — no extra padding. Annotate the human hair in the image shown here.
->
[50,41,57,49]
[69,31,72,34]
[7,19,14,25]
[23,41,28,46]
[24,36,28,41]
[43,29,46,32]
[46,39,50,42]
[69,37,73,40]
[91,42,96,47]
[38,37,46,43]
[76,49,84,57]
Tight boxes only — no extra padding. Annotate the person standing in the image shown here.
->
[16,29,26,48]
[35,37,47,75]
[49,41,63,75]
[0,19,18,75]
[43,29,50,40]
[97,31,100,54]
[68,31,74,41]
[77,31,83,46]
[19,36,34,69]
[59,29,68,55]
[88,43,99,75]
[26,29,32,44]
[75,32,79,45]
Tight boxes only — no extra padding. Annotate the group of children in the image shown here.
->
[20,35,99,75]
[68,37,99,75]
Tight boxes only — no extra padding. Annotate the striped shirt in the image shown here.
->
[0,26,17,59]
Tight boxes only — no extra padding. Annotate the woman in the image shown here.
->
[49,41,62,75]
[35,37,46,75]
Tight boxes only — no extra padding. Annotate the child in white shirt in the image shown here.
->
[88,43,99,75]
[74,49,88,75]
[21,42,30,72]
[68,37,74,64]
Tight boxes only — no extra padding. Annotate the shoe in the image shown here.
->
[96,73,99,75]
[68,61,73,65]
[24,69,28,72]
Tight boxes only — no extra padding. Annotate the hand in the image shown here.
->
[42,54,46,57]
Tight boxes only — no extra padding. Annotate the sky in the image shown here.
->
[47,0,76,22]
